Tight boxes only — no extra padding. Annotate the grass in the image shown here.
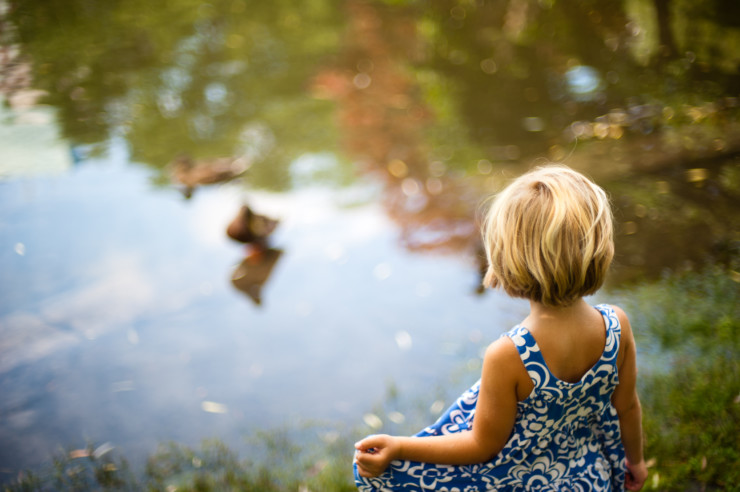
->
[4,265,739,491]
[3,426,360,491]
[617,264,740,491]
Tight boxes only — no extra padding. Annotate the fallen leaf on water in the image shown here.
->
[201,401,228,414]
[93,442,114,459]
[69,449,89,459]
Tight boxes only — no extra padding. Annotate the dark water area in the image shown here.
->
[1,0,739,481]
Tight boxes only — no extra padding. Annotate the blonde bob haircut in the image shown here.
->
[481,165,614,307]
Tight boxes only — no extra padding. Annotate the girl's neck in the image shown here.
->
[524,298,591,329]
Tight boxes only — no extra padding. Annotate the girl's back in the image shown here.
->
[522,300,609,385]
[487,303,626,490]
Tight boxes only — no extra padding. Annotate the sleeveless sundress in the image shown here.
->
[354,304,626,491]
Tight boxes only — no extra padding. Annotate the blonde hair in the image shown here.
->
[481,165,614,307]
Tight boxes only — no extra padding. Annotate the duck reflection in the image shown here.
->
[231,247,283,306]
[227,205,282,306]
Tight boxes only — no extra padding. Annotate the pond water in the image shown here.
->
[1,0,739,481]
[1,139,529,475]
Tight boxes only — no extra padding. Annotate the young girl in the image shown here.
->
[354,165,647,491]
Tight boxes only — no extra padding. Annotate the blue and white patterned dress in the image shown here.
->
[355,304,626,491]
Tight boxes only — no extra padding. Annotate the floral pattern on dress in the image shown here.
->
[355,304,626,491]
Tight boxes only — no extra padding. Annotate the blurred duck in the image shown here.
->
[169,153,249,198]
[226,205,280,245]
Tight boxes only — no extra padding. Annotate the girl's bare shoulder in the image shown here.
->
[483,336,529,379]
[485,334,522,363]
[481,336,532,400]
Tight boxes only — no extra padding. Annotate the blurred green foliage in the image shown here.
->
[411,0,740,157]
[619,264,740,490]
[6,0,344,189]
[7,0,740,179]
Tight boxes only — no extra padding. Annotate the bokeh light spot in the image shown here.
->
[685,168,708,183]
[477,159,493,174]
[353,73,372,89]
[395,330,412,351]
[480,58,497,74]
[522,116,545,132]
[387,159,408,178]
[401,177,420,196]
[429,400,445,415]
[363,413,382,429]
[373,262,392,280]
[426,177,443,195]
[565,65,602,100]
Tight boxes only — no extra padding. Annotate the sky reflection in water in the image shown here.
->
[0,140,528,475]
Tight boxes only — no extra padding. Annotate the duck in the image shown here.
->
[226,205,280,245]
[169,153,250,198]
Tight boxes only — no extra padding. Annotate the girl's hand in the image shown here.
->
[354,434,401,477]
[625,459,648,491]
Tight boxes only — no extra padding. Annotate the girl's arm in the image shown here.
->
[610,307,648,491]
[354,338,520,477]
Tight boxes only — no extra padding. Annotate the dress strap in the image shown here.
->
[594,304,622,364]
[503,326,548,382]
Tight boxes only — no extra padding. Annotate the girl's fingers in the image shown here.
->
[355,451,388,474]
[355,451,378,467]
[355,435,380,450]
[355,463,370,477]
[355,459,382,478]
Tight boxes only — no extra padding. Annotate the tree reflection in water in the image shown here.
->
[314,0,740,284]
[4,0,739,284]
[313,0,482,260]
